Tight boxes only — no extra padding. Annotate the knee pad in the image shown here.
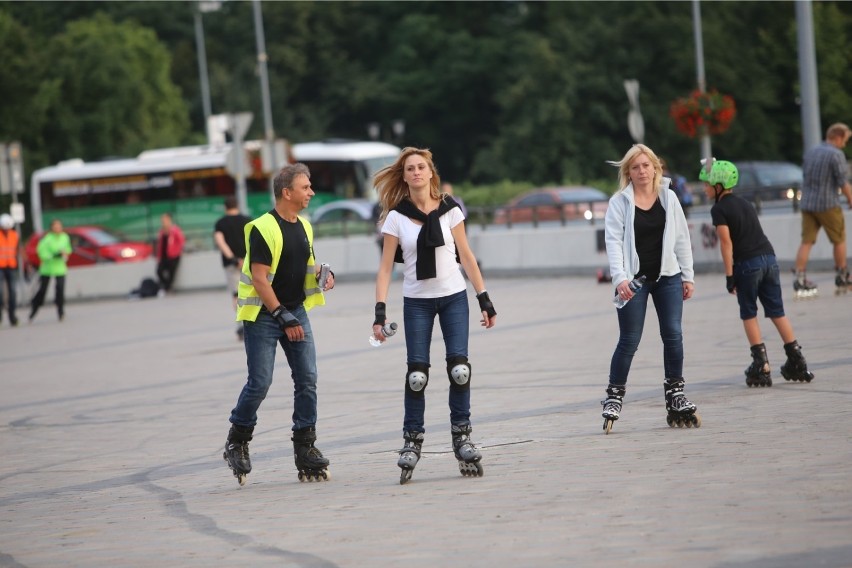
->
[405,363,430,398]
[447,356,472,392]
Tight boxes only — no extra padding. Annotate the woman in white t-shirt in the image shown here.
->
[372,147,497,485]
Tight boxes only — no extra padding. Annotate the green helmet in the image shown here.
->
[699,159,738,190]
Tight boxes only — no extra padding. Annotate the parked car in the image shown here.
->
[494,186,608,225]
[25,225,153,269]
[733,161,803,203]
[310,198,377,236]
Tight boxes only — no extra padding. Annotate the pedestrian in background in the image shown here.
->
[701,159,814,388]
[155,212,185,296]
[373,147,496,484]
[0,213,21,326]
[792,122,852,297]
[601,143,699,434]
[29,219,72,323]
[214,196,251,340]
[223,163,335,486]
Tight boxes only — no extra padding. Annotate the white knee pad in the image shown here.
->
[405,364,430,398]
[447,357,471,391]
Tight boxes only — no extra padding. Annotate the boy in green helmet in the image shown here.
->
[701,159,814,387]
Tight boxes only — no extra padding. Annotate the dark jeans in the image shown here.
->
[0,267,17,323]
[734,254,785,320]
[402,290,471,432]
[30,275,65,319]
[157,257,181,291]
[229,306,319,431]
[608,274,684,387]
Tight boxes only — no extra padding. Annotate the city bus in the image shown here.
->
[29,139,400,250]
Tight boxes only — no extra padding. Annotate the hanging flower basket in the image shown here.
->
[670,89,736,138]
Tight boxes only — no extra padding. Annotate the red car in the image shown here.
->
[494,186,609,225]
[25,225,153,269]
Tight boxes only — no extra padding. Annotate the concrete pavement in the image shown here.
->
[1,273,851,567]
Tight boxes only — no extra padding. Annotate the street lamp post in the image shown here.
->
[252,0,278,197]
[194,1,221,138]
[692,0,712,166]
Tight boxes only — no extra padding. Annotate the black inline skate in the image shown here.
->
[744,343,772,387]
[292,427,330,482]
[793,270,818,299]
[601,384,626,434]
[780,340,814,383]
[397,430,424,485]
[223,424,253,487]
[664,378,701,428]
[834,268,851,296]
[451,423,483,477]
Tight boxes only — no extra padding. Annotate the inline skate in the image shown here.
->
[664,378,701,428]
[793,270,818,299]
[601,384,626,434]
[451,423,483,477]
[292,427,330,482]
[223,424,253,486]
[397,431,424,485]
[744,343,772,387]
[834,268,851,296]
[780,340,814,383]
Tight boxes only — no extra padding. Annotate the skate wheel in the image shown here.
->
[237,473,246,486]
[692,414,702,428]
[666,415,674,427]
[603,418,614,434]
[400,469,413,485]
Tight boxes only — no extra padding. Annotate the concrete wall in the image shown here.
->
[29,209,850,302]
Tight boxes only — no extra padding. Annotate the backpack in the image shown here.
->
[130,277,160,299]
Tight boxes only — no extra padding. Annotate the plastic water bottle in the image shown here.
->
[613,275,647,309]
[369,322,398,347]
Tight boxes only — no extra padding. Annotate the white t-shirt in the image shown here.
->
[382,207,467,298]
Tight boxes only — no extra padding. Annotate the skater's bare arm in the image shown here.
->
[373,234,398,341]
[452,223,496,328]
[716,225,735,293]
[841,181,852,210]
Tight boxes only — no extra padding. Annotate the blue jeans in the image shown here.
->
[734,254,785,320]
[609,274,684,386]
[229,305,318,431]
[403,290,470,432]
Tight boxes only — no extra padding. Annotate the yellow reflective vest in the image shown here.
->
[236,213,325,322]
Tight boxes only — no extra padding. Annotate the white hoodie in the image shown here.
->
[604,178,694,290]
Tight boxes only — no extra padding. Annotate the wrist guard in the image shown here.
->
[374,302,387,326]
[271,306,300,329]
[476,291,497,317]
[725,275,735,293]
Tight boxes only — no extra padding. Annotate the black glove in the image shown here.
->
[374,302,386,326]
[225,256,240,267]
[726,275,736,293]
[271,305,301,329]
[476,291,497,317]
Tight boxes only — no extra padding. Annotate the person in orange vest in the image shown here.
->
[0,213,20,326]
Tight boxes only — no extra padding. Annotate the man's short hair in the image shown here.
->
[224,196,237,210]
[826,122,851,140]
[273,163,311,199]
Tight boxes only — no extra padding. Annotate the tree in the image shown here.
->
[41,13,190,162]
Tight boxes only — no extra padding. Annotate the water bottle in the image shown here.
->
[612,275,647,309]
[368,322,398,347]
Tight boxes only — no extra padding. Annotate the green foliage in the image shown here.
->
[43,13,189,162]
[1,0,850,202]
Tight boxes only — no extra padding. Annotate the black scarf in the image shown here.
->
[392,197,460,280]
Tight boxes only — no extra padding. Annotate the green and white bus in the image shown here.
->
[30,139,400,249]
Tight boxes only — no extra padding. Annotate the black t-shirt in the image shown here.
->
[634,198,665,281]
[711,193,774,263]
[249,210,312,309]
[214,213,252,266]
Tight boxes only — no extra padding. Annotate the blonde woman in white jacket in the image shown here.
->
[600,144,700,434]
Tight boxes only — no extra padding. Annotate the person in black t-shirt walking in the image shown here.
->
[701,159,814,387]
[214,196,251,340]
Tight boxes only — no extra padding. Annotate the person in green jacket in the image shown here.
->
[29,219,72,322]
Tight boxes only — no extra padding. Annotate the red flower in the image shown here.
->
[670,89,736,138]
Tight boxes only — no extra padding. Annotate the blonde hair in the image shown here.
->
[373,147,442,223]
[826,122,851,142]
[607,144,664,196]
